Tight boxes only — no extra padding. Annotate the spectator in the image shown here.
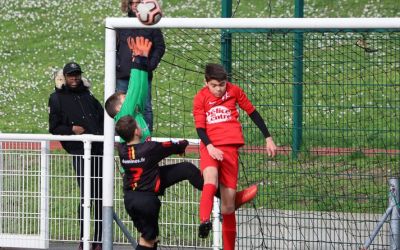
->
[116,0,165,132]
[48,62,103,250]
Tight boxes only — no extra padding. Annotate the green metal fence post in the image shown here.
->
[221,0,232,80]
[292,0,304,158]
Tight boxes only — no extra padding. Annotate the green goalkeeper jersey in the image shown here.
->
[114,68,151,143]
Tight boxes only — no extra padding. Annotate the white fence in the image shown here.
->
[0,133,392,249]
[0,134,213,249]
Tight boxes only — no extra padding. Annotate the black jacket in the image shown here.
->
[48,82,104,155]
[116,28,165,80]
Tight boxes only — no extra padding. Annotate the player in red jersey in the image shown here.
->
[116,115,260,250]
[193,63,277,249]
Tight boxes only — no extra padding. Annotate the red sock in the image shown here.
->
[222,212,236,250]
[199,183,217,222]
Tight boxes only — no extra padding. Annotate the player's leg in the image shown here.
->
[158,162,203,194]
[124,191,160,250]
[220,185,237,250]
[198,144,221,238]
[218,146,239,250]
[136,238,158,250]
[235,184,258,209]
[198,166,218,238]
[157,161,254,209]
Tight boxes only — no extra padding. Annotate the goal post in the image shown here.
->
[103,17,400,250]
[105,17,400,29]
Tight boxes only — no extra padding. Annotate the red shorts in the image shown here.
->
[200,144,239,189]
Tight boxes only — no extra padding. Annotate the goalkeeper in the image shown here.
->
[105,36,152,142]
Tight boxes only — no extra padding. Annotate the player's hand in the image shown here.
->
[127,36,152,57]
[206,144,223,161]
[127,36,138,56]
[127,36,140,60]
[135,36,152,57]
[72,125,85,135]
[265,137,277,157]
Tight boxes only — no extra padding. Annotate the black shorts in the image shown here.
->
[124,190,161,240]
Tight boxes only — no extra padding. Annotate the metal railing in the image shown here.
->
[0,133,213,249]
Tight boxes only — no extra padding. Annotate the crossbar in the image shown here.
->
[106,17,400,29]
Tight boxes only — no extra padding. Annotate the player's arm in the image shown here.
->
[193,96,224,161]
[115,37,152,142]
[115,63,150,142]
[249,110,277,157]
[119,37,152,116]
[196,128,223,161]
[152,140,189,160]
[235,85,277,157]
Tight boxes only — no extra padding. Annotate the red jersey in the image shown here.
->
[193,82,256,146]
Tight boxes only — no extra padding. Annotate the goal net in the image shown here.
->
[105,18,400,249]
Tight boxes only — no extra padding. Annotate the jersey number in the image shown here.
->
[129,167,143,190]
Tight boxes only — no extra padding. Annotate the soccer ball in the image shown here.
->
[136,0,162,25]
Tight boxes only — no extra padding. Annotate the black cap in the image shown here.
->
[63,62,83,75]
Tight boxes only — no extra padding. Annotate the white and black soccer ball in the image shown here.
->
[137,0,162,25]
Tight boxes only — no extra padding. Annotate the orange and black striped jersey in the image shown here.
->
[118,140,188,192]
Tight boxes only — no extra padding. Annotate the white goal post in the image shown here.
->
[102,17,400,250]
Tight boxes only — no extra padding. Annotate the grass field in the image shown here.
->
[0,0,399,134]
[1,3,400,250]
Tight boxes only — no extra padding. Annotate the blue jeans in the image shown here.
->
[116,78,153,132]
